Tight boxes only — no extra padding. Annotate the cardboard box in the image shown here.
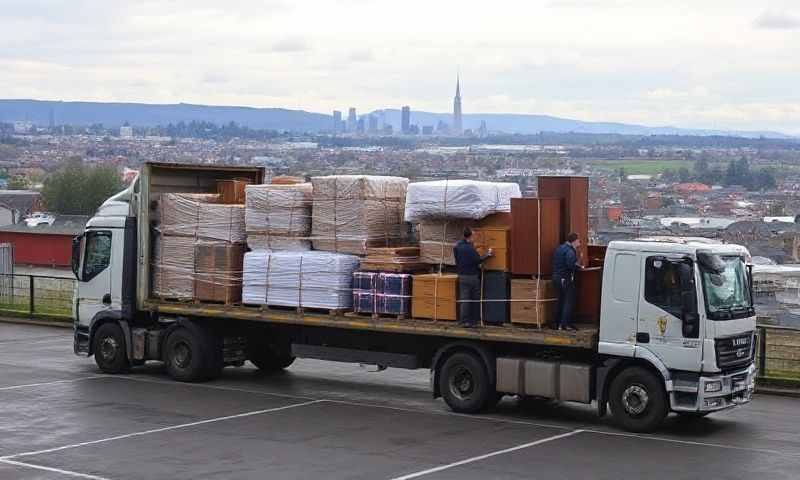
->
[411,273,458,321]
[194,242,245,303]
[510,279,557,327]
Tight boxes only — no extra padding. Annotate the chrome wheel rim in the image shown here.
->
[449,366,475,401]
[173,342,192,369]
[100,337,118,361]
[622,384,649,416]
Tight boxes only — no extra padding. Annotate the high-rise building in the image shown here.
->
[333,110,342,133]
[120,124,133,138]
[368,115,378,133]
[453,75,463,135]
[357,117,365,134]
[401,106,411,134]
[347,107,357,132]
[478,120,488,138]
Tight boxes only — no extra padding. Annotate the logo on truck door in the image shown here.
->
[657,316,668,336]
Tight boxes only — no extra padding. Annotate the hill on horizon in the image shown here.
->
[0,99,792,139]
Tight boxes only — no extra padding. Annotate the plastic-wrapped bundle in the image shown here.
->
[153,193,221,237]
[376,273,412,316]
[151,236,244,302]
[245,183,312,251]
[418,219,476,266]
[404,180,521,222]
[311,175,409,255]
[242,250,360,309]
[154,193,244,243]
[152,235,196,299]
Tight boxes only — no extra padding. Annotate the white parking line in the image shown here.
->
[116,374,316,401]
[0,376,104,391]
[0,458,110,480]
[1,399,324,460]
[388,430,584,480]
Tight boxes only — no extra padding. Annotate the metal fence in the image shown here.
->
[756,324,800,382]
[0,273,75,318]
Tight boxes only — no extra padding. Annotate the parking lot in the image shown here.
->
[0,322,798,479]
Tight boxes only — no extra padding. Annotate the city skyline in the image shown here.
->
[1,2,798,133]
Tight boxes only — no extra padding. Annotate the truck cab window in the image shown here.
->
[83,231,112,281]
[644,257,682,319]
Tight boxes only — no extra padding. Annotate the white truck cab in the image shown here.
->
[598,237,755,428]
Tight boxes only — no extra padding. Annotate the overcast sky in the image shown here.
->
[1,0,799,133]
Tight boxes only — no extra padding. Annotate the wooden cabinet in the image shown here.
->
[411,273,458,321]
[510,279,557,327]
[537,176,589,263]
[510,198,562,275]
[473,227,510,272]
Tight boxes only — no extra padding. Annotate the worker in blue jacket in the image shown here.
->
[453,227,493,327]
[552,232,584,331]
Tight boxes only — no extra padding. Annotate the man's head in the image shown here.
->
[463,227,473,243]
[567,232,581,249]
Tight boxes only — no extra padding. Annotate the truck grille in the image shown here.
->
[715,332,754,370]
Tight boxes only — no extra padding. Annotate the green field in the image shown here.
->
[589,159,693,175]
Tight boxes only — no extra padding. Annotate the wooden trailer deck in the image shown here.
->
[146,300,599,349]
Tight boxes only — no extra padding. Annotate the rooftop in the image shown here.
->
[0,214,89,236]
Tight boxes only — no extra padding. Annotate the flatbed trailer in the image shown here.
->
[146,300,599,349]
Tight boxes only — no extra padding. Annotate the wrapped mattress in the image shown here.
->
[310,175,409,255]
[243,250,360,309]
[404,180,521,222]
[245,183,312,251]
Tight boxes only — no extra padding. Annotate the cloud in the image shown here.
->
[347,50,375,62]
[754,9,800,30]
[270,37,311,53]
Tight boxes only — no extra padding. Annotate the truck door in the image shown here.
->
[76,229,114,324]
[637,256,702,371]
[599,251,640,356]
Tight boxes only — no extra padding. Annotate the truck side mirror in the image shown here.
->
[678,262,699,338]
[71,234,84,281]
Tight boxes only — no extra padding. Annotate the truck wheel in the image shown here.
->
[609,367,668,433]
[438,351,492,414]
[93,323,129,374]
[164,327,207,382]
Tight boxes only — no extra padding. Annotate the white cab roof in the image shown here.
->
[608,237,749,257]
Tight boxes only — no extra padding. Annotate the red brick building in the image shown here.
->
[0,216,88,268]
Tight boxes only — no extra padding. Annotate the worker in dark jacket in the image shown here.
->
[552,232,583,331]
[453,227,493,327]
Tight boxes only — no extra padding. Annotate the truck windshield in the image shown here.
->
[699,254,753,320]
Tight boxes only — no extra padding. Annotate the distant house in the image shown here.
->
[0,215,88,268]
[673,183,712,195]
[0,190,43,226]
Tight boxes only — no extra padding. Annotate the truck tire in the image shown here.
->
[93,323,129,374]
[438,351,492,414]
[609,366,668,433]
[164,327,208,382]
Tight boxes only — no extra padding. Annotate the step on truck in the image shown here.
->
[72,162,756,432]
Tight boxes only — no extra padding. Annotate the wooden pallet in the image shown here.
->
[345,311,407,321]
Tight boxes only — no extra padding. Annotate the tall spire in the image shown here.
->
[453,73,463,135]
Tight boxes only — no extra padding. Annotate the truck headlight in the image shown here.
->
[705,381,722,393]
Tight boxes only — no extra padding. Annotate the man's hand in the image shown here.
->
[487,248,494,257]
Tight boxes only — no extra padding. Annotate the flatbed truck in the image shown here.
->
[72,162,756,432]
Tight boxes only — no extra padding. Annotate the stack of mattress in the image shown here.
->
[243,251,360,309]
[245,183,313,251]
[310,175,409,255]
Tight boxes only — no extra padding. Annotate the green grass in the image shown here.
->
[589,159,693,175]
[0,299,71,318]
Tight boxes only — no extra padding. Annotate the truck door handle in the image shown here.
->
[636,333,650,343]
[102,294,111,305]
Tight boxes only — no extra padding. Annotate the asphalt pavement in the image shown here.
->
[0,321,798,479]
